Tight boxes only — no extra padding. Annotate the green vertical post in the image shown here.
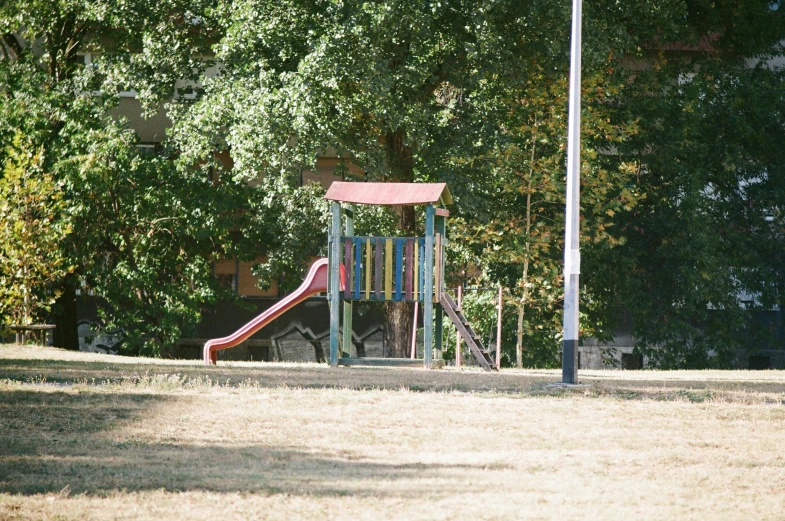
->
[423,204,435,369]
[329,201,342,367]
[342,205,354,357]
[435,302,443,361]
[434,212,446,360]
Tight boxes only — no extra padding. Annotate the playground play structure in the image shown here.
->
[204,182,496,370]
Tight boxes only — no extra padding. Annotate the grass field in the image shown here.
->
[1,345,784,520]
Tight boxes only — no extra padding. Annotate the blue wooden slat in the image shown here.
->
[395,239,404,301]
[375,237,383,300]
[365,237,371,300]
[354,237,362,300]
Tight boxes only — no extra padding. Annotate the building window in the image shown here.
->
[215,273,235,292]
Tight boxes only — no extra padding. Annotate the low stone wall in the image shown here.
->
[578,331,646,369]
[734,349,785,370]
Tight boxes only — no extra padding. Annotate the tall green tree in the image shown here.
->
[175,0,785,363]
[173,0,582,356]
[5,0,781,365]
[441,0,785,367]
[0,132,72,326]
[450,70,641,368]
[0,0,245,353]
[60,123,246,355]
[604,54,785,368]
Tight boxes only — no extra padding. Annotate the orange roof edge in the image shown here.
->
[324,182,453,206]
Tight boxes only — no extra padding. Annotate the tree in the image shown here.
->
[448,69,641,368]
[0,1,244,353]
[59,123,246,355]
[173,0,588,356]
[603,54,785,368]
[0,0,218,108]
[247,178,331,292]
[442,0,785,368]
[246,177,399,294]
[0,132,72,326]
[5,0,782,365]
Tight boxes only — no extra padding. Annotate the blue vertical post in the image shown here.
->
[435,213,446,359]
[342,205,354,357]
[329,201,342,367]
[423,205,435,369]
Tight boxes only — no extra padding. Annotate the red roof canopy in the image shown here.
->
[324,182,452,206]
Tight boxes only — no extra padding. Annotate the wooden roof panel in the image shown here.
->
[324,182,452,206]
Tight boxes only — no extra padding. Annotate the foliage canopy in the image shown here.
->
[2,0,784,366]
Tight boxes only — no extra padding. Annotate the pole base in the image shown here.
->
[562,339,578,384]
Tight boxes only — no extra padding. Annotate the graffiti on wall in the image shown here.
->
[77,320,124,354]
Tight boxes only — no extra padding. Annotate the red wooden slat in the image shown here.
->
[344,238,352,300]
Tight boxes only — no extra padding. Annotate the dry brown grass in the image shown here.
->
[1,344,785,520]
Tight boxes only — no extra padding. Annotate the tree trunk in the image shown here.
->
[383,202,416,357]
[53,276,80,350]
[382,129,416,357]
[384,301,414,358]
[516,116,538,368]
[516,190,531,368]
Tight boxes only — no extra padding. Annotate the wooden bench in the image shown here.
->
[10,324,56,346]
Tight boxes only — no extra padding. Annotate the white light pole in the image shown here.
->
[562,0,582,384]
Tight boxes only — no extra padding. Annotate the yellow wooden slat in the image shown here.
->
[385,238,393,300]
[365,237,371,300]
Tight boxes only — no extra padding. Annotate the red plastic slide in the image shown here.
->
[203,258,343,364]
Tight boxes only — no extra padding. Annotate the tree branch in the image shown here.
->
[2,33,24,60]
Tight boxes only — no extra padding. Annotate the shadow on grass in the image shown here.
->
[0,357,556,393]
[2,357,785,399]
[0,389,500,498]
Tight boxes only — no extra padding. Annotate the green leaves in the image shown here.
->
[0,132,72,326]
[60,123,248,355]
[601,49,785,368]
[248,178,330,292]
[3,0,783,365]
[0,2,245,353]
